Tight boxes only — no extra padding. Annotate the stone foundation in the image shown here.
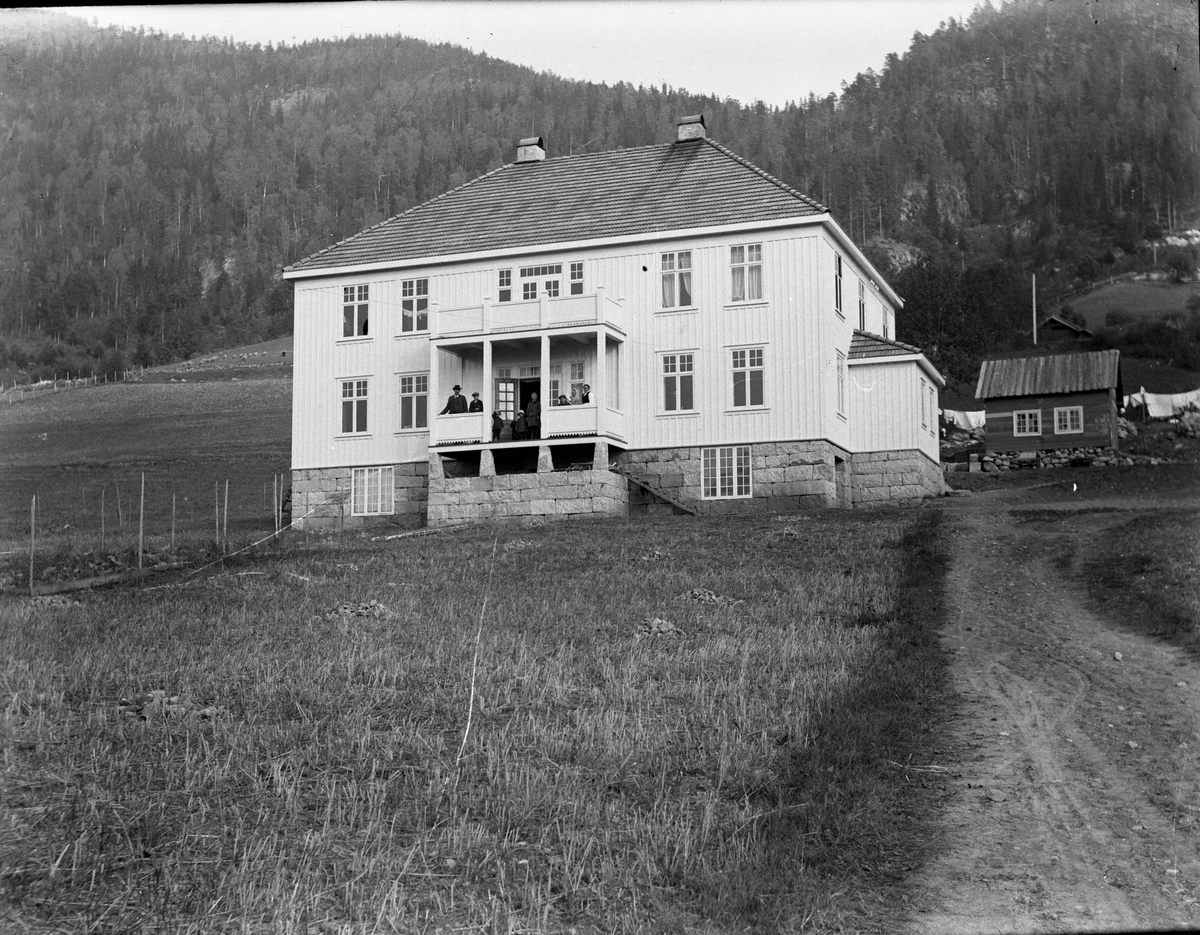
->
[850,450,946,507]
[291,461,428,531]
[619,441,839,515]
[981,446,1148,471]
[428,445,627,526]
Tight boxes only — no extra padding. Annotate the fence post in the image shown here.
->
[172,493,176,551]
[214,482,219,547]
[223,480,229,553]
[29,496,36,597]
[101,487,105,551]
[138,472,145,572]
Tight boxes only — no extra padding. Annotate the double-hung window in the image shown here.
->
[569,360,586,399]
[834,254,844,317]
[858,279,866,330]
[498,269,512,303]
[920,378,928,429]
[661,353,695,412]
[351,466,393,516]
[702,446,752,499]
[401,279,428,333]
[1013,410,1041,436]
[569,262,584,295]
[1054,406,1083,434]
[343,284,369,337]
[661,251,692,308]
[341,379,369,434]
[399,374,428,430]
[730,243,763,302]
[731,347,764,408]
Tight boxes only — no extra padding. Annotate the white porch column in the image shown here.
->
[595,327,607,438]
[483,339,493,418]
[429,341,440,446]
[540,334,550,411]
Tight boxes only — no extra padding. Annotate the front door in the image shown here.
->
[495,378,518,420]
[518,378,541,415]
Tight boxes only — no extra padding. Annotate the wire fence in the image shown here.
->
[2,368,148,405]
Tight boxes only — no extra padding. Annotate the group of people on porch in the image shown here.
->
[439,383,593,443]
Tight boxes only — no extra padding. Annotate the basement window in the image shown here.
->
[1013,410,1041,436]
[351,466,393,515]
[702,446,752,499]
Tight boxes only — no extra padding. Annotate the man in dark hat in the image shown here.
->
[439,385,468,414]
[468,391,484,413]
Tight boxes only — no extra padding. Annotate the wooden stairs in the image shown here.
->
[618,471,698,516]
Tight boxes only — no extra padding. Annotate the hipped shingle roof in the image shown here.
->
[285,138,827,274]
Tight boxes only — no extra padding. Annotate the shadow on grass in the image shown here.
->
[692,510,954,931]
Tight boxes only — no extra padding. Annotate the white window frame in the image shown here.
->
[929,385,937,435]
[702,446,752,499]
[399,373,429,431]
[520,263,561,300]
[497,269,512,303]
[1054,406,1084,434]
[340,378,369,435]
[401,279,428,333]
[661,251,693,308]
[920,378,928,429]
[730,243,763,302]
[569,261,584,295]
[834,254,844,318]
[837,351,846,416]
[351,466,394,516]
[858,279,866,330]
[731,346,765,409]
[342,284,369,338]
[661,352,696,413]
[1013,410,1041,437]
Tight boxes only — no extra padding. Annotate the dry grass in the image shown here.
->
[1,510,950,933]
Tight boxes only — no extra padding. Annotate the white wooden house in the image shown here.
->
[283,116,946,528]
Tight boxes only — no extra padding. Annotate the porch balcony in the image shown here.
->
[432,404,626,448]
[434,288,625,339]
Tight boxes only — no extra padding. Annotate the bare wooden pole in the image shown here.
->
[101,487,105,551]
[138,472,144,572]
[29,496,36,597]
[274,474,279,537]
[223,479,229,552]
[214,482,219,546]
[116,482,123,526]
[171,493,176,551]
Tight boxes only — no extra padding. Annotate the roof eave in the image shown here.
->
[849,352,946,387]
[823,217,904,309]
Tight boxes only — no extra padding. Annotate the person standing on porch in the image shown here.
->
[526,392,541,440]
[439,385,468,414]
[580,384,593,403]
[468,392,484,412]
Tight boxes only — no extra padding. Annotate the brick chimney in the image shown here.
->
[676,114,706,141]
[516,136,546,163]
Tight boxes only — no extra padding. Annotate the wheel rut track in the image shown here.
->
[903,497,1200,933]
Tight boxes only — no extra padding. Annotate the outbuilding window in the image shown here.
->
[352,466,393,516]
[1013,410,1041,436]
[702,446,752,499]
[1054,406,1083,434]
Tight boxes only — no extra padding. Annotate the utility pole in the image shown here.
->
[1032,273,1037,345]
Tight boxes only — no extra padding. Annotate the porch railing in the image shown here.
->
[434,288,624,338]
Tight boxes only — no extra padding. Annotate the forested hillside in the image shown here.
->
[1,0,1196,386]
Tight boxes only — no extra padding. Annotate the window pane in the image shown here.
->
[342,400,353,434]
[679,252,691,269]
[416,299,428,331]
[662,253,675,271]
[664,376,677,411]
[748,244,761,263]
[661,274,675,308]
[702,449,717,498]
[748,264,762,300]
[731,266,745,302]
[731,245,744,265]
[733,371,746,407]
[352,470,364,514]
[367,468,379,513]
[356,399,367,433]
[343,307,354,337]
[401,396,413,429]
[416,395,427,428]
[678,271,691,306]
[749,369,763,406]
[680,374,693,411]
[402,301,413,331]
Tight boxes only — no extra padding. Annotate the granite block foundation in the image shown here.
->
[849,450,946,506]
[291,461,428,531]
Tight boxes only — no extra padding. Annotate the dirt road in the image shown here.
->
[904,484,1200,933]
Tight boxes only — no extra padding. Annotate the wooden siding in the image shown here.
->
[983,389,1116,452]
[291,222,909,471]
[848,359,939,461]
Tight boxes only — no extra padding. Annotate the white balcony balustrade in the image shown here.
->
[433,289,624,339]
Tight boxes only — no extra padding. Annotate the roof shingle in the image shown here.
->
[285,138,827,274]
[848,331,924,359]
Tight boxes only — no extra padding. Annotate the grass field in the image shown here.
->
[1068,280,1198,330]
[1,510,950,933]
[0,377,293,563]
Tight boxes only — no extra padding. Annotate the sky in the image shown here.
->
[52,1,985,108]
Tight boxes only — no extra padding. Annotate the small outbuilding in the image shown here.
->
[975,349,1122,455]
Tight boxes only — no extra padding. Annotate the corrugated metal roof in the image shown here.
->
[285,137,826,274]
[848,330,924,359]
[975,349,1121,399]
